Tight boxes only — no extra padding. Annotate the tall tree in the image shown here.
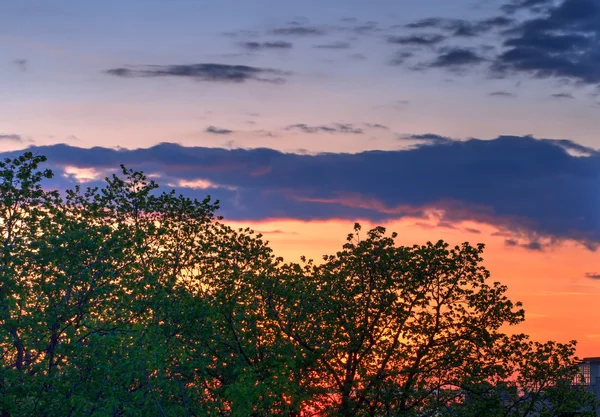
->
[268,224,595,416]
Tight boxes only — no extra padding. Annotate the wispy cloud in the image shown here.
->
[427,48,485,68]
[313,41,351,49]
[284,123,364,134]
[239,41,293,50]
[0,134,23,142]
[270,26,325,36]
[105,63,290,84]
[388,34,446,46]
[551,93,575,100]
[489,91,516,97]
[205,126,233,135]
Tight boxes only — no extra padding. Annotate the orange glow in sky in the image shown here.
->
[226,216,600,358]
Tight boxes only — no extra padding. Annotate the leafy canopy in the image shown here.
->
[0,153,595,417]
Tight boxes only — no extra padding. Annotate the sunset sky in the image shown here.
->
[2,0,600,355]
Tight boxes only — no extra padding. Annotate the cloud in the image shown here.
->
[2,136,599,248]
[0,134,23,142]
[13,59,27,72]
[364,123,389,130]
[522,241,543,251]
[222,30,260,39]
[395,0,600,88]
[427,48,485,68]
[255,229,299,236]
[539,138,598,156]
[205,126,233,135]
[63,166,107,183]
[351,21,380,34]
[349,53,367,61]
[501,0,556,14]
[404,16,515,36]
[388,34,446,46]
[399,133,455,146]
[105,63,290,84]
[504,238,550,251]
[270,26,325,36]
[551,92,575,99]
[284,123,364,134]
[489,91,516,97]
[313,41,351,49]
[404,18,447,29]
[390,51,414,65]
[239,41,293,50]
[585,272,600,279]
[494,0,600,85]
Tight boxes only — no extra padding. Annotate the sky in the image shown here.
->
[1,0,600,355]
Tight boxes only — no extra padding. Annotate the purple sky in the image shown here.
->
[2,0,600,152]
[1,0,599,249]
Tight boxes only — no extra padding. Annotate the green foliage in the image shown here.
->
[0,153,596,416]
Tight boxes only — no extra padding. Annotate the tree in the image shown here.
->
[268,224,596,416]
[0,154,294,416]
[0,153,595,416]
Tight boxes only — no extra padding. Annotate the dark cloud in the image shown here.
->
[404,16,515,36]
[489,91,516,97]
[522,241,543,251]
[585,272,600,279]
[3,136,599,248]
[437,221,458,229]
[465,227,482,234]
[313,42,351,49]
[427,48,485,68]
[105,63,289,84]
[239,41,293,50]
[0,134,23,142]
[388,34,446,46]
[395,0,600,88]
[551,92,575,99]
[270,26,325,36]
[404,18,447,29]
[205,126,233,135]
[504,238,548,251]
[284,123,364,134]
[494,0,600,85]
